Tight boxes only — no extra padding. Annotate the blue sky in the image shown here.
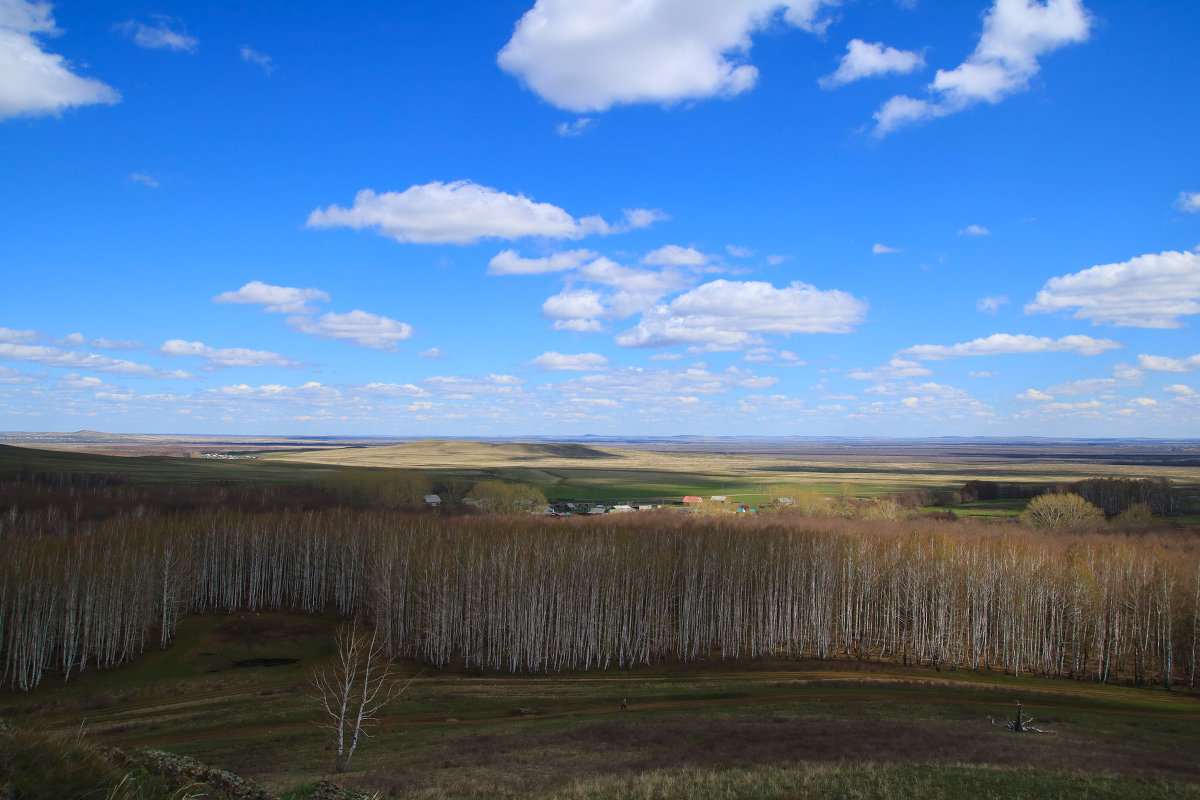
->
[1,0,1198,437]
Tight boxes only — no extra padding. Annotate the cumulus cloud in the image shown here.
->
[1175,191,1200,213]
[616,279,868,349]
[287,310,413,351]
[424,374,526,398]
[872,243,901,254]
[959,224,990,235]
[418,348,445,360]
[497,0,836,112]
[240,45,274,74]
[977,295,1009,314]
[872,0,1091,136]
[116,17,198,52]
[819,39,924,88]
[488,248,598,275]
[0,0,120,120]
[643,245,709,266]
[0,343,191,378]
[1017,388,1054,401]
[307,181,661,245]
[1165,384,1195,397]
[1024,248,1200,328]
[528,351,610,371]
[213,281,331,314]
[556,117,594,136]
[900,333,1121,360]
[159,339,301,370]
[1137,353,1200,372]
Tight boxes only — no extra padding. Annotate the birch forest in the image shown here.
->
[3,471,1199,693]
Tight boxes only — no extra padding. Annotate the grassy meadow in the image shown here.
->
[4,610,1199,799]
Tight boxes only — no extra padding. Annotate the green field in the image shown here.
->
[3,610,1198,799]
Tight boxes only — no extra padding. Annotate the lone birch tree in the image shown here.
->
[312,620,406,772]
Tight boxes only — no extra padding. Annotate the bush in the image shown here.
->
[465,480,548,514]
[1020,493,1104,529]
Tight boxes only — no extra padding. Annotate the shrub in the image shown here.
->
[1020,492,1104,529]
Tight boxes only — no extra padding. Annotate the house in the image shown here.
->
[682,496,703,504]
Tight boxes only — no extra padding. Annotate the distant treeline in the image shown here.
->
[1,502,1197,691]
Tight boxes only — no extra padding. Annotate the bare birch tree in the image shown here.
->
[312,620,407,772]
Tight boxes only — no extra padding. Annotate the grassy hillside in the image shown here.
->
[3,611,1197,799]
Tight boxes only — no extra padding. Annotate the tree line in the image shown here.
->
[1,507,1198,691]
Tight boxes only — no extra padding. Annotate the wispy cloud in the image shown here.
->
[556,117,594,136]
[117,17,198,53]
[873,243,901,254]
[159,339,302,370]
[900,333,1121,360]
[240,45,275,74]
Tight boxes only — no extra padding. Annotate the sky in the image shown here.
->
[1,0,1198,438]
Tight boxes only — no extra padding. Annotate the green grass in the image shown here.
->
[3,612,1198,798]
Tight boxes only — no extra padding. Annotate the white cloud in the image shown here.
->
[0,366,35,384]
[873,243,901,254]
[819,39,924,88]
[1017,388,1054,401]
[287,310,413,351]
[1165,384,1195,397]
[424,374,526,397]
[643,244,709,266]
[307,181,662,245]
[55,333,143,350]
[872,0,1091,136]
[543,289,607,322]
[977,295,1009,314]
[418,347,445,360]
[552,365,777,403]
[213,281,331,314]
[130,172,159,187]
[1045,363,1143,396]
[488,248,598,275]
[900,333,1121,360]
[0,326,42,343]
[847,357,933,381]
[240,45,274,74]
[1175,192,1200,213]
[0,0,120,120]
[556,117,594,136]
[959,224,990,236]
[859,381,994,417]
[551,318,606,333]
[159,339,301,369]
[1137,353,1200,372]
[497,0,835,112]
[616,279,868,349]
[1129,397,1156,407]
[726,245,754,258]
[528,351,610,371]
[1025,248,1200,328]
[117,17,198,52]
[0,343,191,378]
